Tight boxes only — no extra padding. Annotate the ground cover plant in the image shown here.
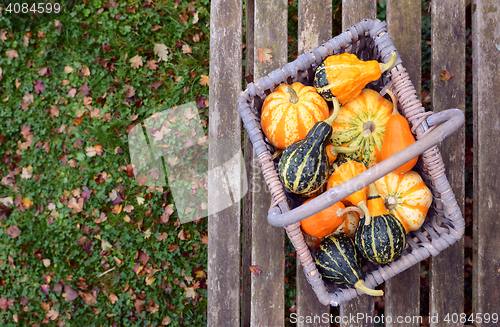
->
[0,1,210,325]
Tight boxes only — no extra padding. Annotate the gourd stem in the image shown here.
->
[330,146,359,155]
[357,201,371,225]
[285,86,300,104]
[386,89,400,115]
[337,206,365,218]
[379,51,396,73]
[384,195,398,211]
[368,183,378,197]
[324,97,340,126]
[354,280,384,297]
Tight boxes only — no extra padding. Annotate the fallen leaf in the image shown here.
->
[68,88,77,98]
[160,204,174,223]
[64,285,79,301]
[168,244,179,252]
[21,166,33,179]
[64,66,73,73]
[184,287,196,299]
[68,197,84,213]
[42,259,51,267]
[154,44,169,62]
[148,81,163,89]
[0,30,7,42]
[109,294,118,304]
[49,106,59,117]
[6,226,19,238]
[200,74,209,86]
[200,234,208,245]
[440,70,453,81]
[182,44,192,54]
[130,55,143,69]
[81,65,90,77]
[134,300,145,312]
[249,265,262,276]
[146,60,158,70]
[111,204,122,214]
[257,48,273,63]
[22,197,33,209]
[35,80,45,94]
[15,79,21,89]
[193,34,200,42]
[151,25,162,31]
[47,308,59,320]
[156,232,168,242]
[38,67,48,76]
[79,292,97,306]
[6,50,19,59]
[162,316,172,325]
[136,196,145,205]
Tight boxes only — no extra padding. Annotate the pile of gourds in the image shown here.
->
[260,51,433,297]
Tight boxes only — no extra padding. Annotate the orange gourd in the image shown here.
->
[261,82,329,150]
[326,158,370,222]
[314,51,396,104]
[374,170,433,233]
[300,199,346,238]
[379,90,418,173]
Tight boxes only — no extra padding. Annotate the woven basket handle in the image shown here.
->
[267,108,465,227]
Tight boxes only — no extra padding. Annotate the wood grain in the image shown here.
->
[340,1,377,325]
[385,1,421,325]
[472,1,500,326]
[207,0,242,326]
[429,0,466,326]
[296,1,332,325]
[250,0,288,326]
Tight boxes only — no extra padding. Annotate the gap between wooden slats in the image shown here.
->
[429,1,466,326]
[385,1,421,326]
[340,1,377,326]
[295,0,333,326]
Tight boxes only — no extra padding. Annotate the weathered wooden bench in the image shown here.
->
[207,0,500,326]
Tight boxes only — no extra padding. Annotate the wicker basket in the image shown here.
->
[237,19,465,306]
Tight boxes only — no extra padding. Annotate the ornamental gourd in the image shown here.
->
[315,234,384,297]
[327,158,370,221]
[374,170,433,233]
[325,144,359,164]
[300,198,364,238]
[261,82,329,150]
[332,209,361,238]
[314,51,396,104]
[278,99,340,196]
[330,89,393,167]
[354,184,406,264]
[379,90,418,173]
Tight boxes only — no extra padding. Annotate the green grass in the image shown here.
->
[0,1,209,325]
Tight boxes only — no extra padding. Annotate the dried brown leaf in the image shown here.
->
[257,48,273,63]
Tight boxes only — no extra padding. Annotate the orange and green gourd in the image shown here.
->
[261,82,329,150]
[354,184,406,264]
[330,88,393,167]
[314,51,396,104]
[379,89,418,173]
[374,170,433,233]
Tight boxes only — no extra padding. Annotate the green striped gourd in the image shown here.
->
[278,98,340,196]
[355,184,407,264]
[315,233,383,296]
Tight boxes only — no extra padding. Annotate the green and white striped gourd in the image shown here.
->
[355,183,407,264]
[315,233,383,296]
[278,99,340,196]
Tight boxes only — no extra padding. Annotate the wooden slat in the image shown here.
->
[250,1,288,326]
[340,1,377,326]
[385,1,421,326]
[429,0,466,326]
[207,0,242,326]
[472,1,500,326]
[296,1,332,326]
[242,0,255,325]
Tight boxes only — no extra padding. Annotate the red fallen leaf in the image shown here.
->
[249,265,262,276]
[146,60,158,70]
[94,143,103,156]
[134,300,145,312]
[200,234,208,245]
[21,124,31,138]
[64,285,79,301]
[79,292,96,306]
[138,251,149,264]
[0,297,14,310]
[196,95,208,108]
[126,7,136,14]
[35,80,45,94]
[148,81,163,89]
[6,226,19,238]
[132,263,143,274]
[440,70,453,81]
[43,142,50,153]
[102,44,112,53]
[81,187,91,200]
[168,243,179,252]
[160,204,174,224]
[41,284,50,293]
[79,82,91,96]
